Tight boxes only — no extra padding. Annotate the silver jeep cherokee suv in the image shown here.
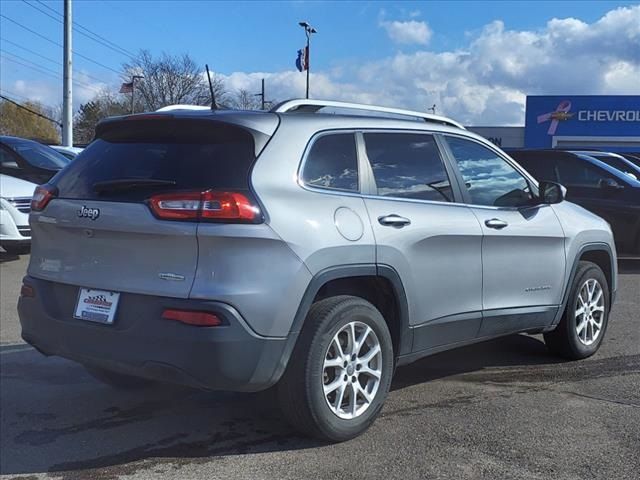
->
[18,99,617,441]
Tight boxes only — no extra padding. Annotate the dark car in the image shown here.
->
[619,153,640,170]
[571,151,640,181]
[510,149,640,256]
[0,136,71,184]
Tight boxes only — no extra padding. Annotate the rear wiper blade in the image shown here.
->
[93,178,176,193]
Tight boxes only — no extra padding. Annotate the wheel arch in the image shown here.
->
[552,242,616,328]
[270,264,411,386]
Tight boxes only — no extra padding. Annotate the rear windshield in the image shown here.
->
[52,119,256,201]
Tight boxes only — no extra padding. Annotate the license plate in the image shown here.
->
[74,288,120,324]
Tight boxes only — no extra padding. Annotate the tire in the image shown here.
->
[544,261,610,360]
[85,366,152,389]
[1,244,30,255]
[277,295,394,442]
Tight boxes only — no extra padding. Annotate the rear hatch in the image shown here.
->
[28,114,275,298]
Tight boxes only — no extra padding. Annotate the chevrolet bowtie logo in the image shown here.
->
[549,111,574,121]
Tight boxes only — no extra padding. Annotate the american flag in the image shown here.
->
[119,81,134,93]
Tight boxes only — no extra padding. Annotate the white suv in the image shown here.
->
[0,174,35,253]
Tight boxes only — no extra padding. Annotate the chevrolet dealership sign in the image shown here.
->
[525,95,640,149]
[577,110,640,122]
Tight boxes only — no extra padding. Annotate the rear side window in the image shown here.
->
[52,119,256,201]
[301,133,359,192]
[364,133,453,202]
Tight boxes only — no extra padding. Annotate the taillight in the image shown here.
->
[162,309,222,326]
[31,184,57,212]
[149,192,202,220]
[148,190,260,223]
[20,283,35,298]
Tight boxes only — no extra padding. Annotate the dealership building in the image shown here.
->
[468,95,640,152]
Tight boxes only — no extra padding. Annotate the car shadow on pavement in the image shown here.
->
[618,259,640,275]
[0,250,21,263]
[391,333,565,391]
[2,326,635,477]
[0,333,568,478]
[0,346,320,478]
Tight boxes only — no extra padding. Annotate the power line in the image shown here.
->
[2,51,63,79]
[0,13,123,75]
[0,88,33,104]
[0,37,110,84]
[0,94,62,127]
[1,53,103,93]
[31,0,137,60]
[0,37,60,66]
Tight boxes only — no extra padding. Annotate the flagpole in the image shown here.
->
[299,22,317,99]
[305,30,310,99]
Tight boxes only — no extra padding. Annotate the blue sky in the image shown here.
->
[1,1,638,124]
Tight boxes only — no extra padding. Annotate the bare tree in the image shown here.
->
[122,50,227,111]
[228,88,262,110]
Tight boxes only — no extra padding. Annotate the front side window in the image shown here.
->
[301,133,359,192]
[364,132,453,202]
[447,137,532,207]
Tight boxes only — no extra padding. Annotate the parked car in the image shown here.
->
[0,136,71,184]
[0,174,35,253]
[619,153,640,170]
[49,145,84,160]
[510,149,640,256]
[18,99,617,441]
[572,151,640,181]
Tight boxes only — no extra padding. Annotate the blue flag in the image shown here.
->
[296,47,308,72]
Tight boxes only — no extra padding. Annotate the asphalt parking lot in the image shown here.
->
[1,252,638,480]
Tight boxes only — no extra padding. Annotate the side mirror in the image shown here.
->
[539,181,566,204]
[1,161,20,169]
[599,178,623,191]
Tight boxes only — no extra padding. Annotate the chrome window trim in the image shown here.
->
[297,128,474,208]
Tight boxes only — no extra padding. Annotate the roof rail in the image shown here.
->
[156,105,211,112]
[271,99,465,130]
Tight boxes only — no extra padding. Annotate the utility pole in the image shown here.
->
[260,78,265,110]
[299,21,317,99]
[254,78,266,110]
[130,75,144,114]
[62,0,72,147]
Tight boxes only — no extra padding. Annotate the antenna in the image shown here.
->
[205,64,217,110]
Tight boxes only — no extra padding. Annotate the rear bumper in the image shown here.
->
[18,276,289,392]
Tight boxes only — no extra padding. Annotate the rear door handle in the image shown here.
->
[484,218,509,229]
[378,214,411,228]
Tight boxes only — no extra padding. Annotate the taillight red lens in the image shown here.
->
[20,284,35,298]
[162,309,222,326]
[200,191,258,221]
[31,184,57,212]
[148,190,260,222]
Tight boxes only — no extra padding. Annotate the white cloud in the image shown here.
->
[217,4,639,125]
[380,19,432,45]
[6,5,639,125]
